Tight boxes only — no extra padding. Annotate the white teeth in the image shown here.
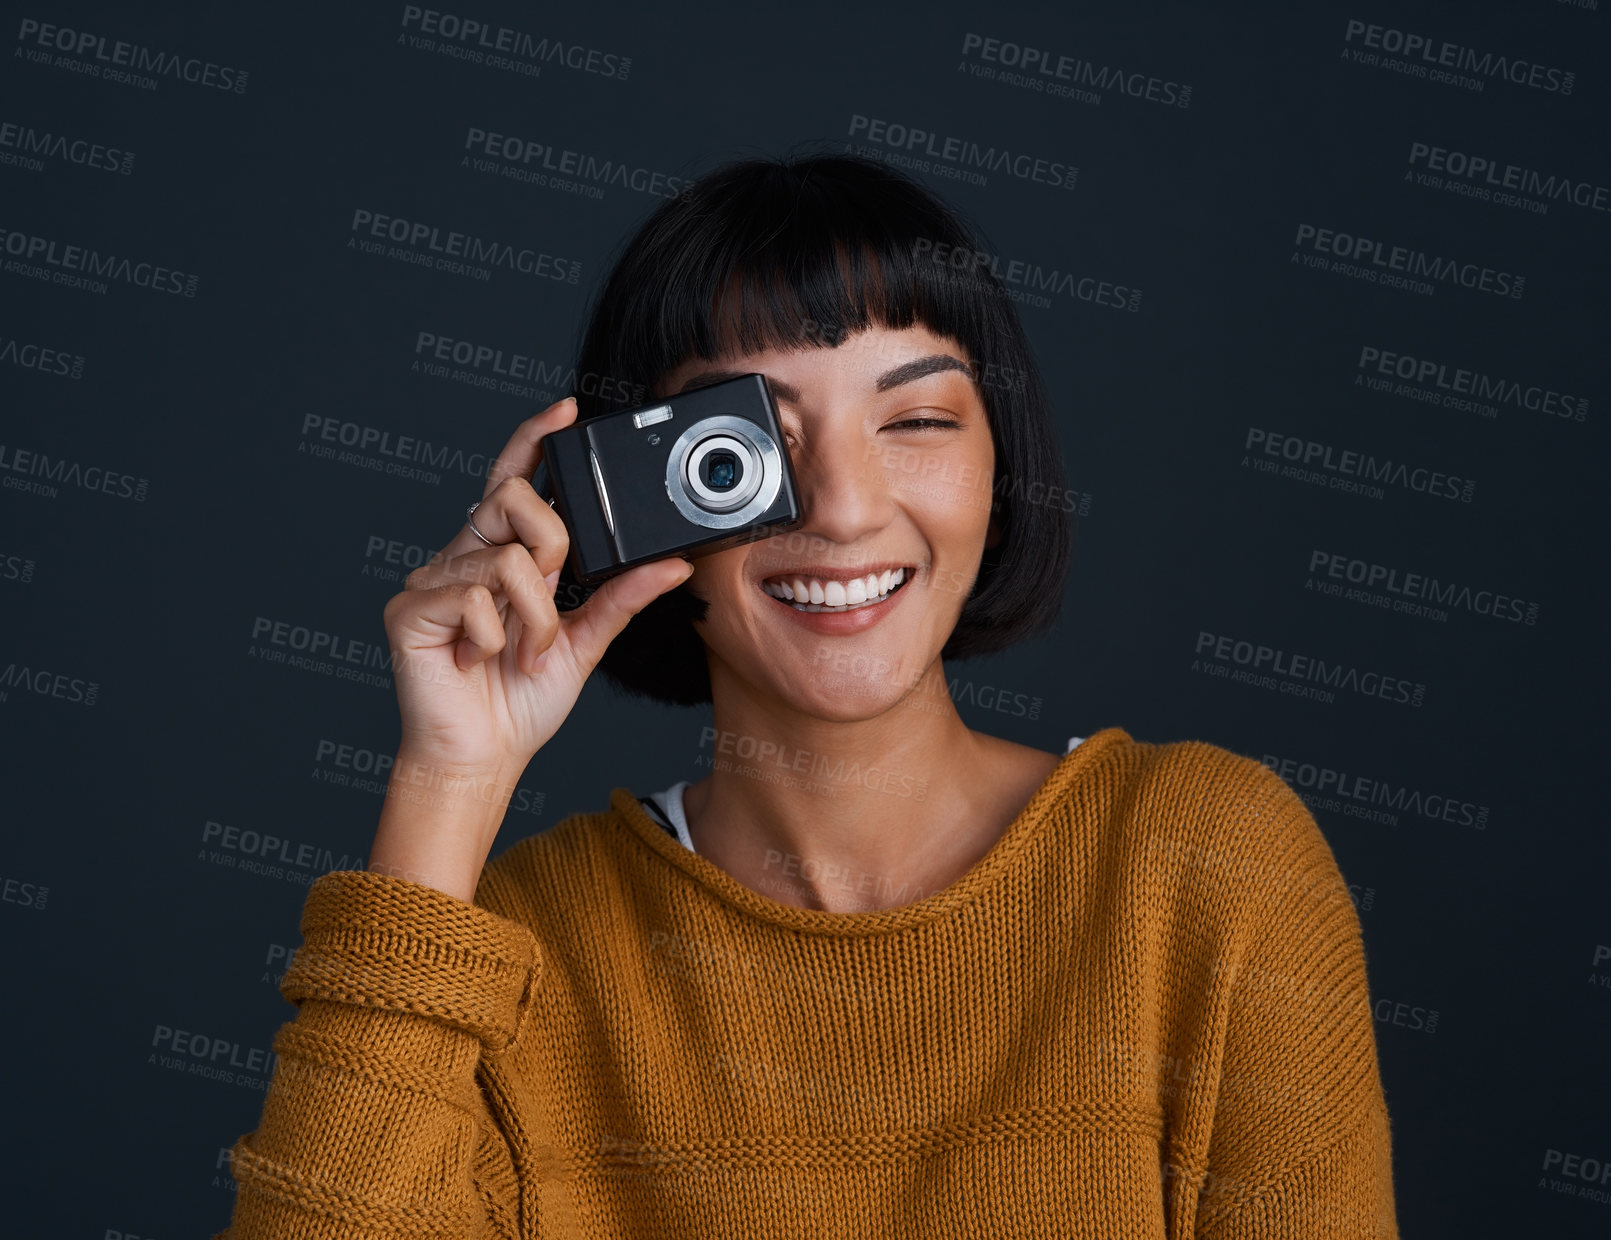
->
[761,567,910,610]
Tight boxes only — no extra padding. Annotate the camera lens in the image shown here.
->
[683,433,762,513]
[665,414,784,530]
[703,449,740,492]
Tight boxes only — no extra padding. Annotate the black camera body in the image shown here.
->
[538,374,802,588]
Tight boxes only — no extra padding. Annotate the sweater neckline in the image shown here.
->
[608,725,1131,937]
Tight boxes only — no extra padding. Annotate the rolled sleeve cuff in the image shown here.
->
[279,869,541,1051]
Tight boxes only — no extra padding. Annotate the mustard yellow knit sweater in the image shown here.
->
[218,727,1399,1238]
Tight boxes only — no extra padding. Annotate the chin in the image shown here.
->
[762,658,919,722]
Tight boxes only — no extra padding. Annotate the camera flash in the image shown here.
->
[632,405,674,428]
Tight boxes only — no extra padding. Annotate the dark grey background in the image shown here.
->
[1,1,1606,1234]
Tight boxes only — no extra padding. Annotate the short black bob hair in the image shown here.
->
[566,151,1071,707]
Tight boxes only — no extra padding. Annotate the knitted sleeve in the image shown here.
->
[215,870,541,1239]
[1192,765,1401,1239]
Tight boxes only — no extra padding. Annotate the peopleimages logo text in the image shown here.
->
[399,6,629,78]
[0,335,85,379]
[414,332,646,403]
[1263,751,1488,829]
[1195,631,1425,707]
[0,120,133,174]
[0,226,197,295]
[959,32,1190,107]
[349,209,579,282]
[1293,224,1521,298]
[1408,143,1608,215]
[1308,551,1538,625]
[848,115,1076,189]
[1356,346,1587,422]
[1244,428,1475,503]
[912,239,1141,313]
[299,414,492,482]
[1343,19,1575,94]
[15,18,248,92]
[463,127,687,198]
[0,442,148,501]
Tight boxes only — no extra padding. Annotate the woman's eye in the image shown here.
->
[887,417,963,431]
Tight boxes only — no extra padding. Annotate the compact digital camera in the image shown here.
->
[535,373,802,588]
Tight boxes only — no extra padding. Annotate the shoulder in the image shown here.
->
[1091,733,1342,916]
[1065,728,1296,824]
[1133,736,1313,839]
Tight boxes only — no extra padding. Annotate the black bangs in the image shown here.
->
[572,155,1011,411]
[565,151,1073,708]
[697,167,987,362]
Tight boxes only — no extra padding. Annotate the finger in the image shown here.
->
[430,474,571,573]
[483,396,578,499]
[385,581,507,669]
[451,584,511,670]
[407,514,564,600]
[403,545,561,673]
[558,557,696,677]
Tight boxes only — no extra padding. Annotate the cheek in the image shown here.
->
[911,456,994,605]
[918,458,996,537]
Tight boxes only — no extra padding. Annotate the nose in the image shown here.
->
[783,419,894,550]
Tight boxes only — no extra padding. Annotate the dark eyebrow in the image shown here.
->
[874,353,975,391]
[674,353,975,404]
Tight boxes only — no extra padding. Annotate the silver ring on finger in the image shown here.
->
[465,501,501,547]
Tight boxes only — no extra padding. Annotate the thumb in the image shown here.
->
[560,557,696,674]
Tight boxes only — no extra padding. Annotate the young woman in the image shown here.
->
[219,155,1399,1238]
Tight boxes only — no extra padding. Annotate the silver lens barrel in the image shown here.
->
[683,433,762,512]
[664,415,785,530]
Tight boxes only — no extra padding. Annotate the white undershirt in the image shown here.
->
[643,735,1086,857]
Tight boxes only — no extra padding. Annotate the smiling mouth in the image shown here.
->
[759,567,913,613]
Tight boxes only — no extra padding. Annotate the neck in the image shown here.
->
[683,661,1055,913]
